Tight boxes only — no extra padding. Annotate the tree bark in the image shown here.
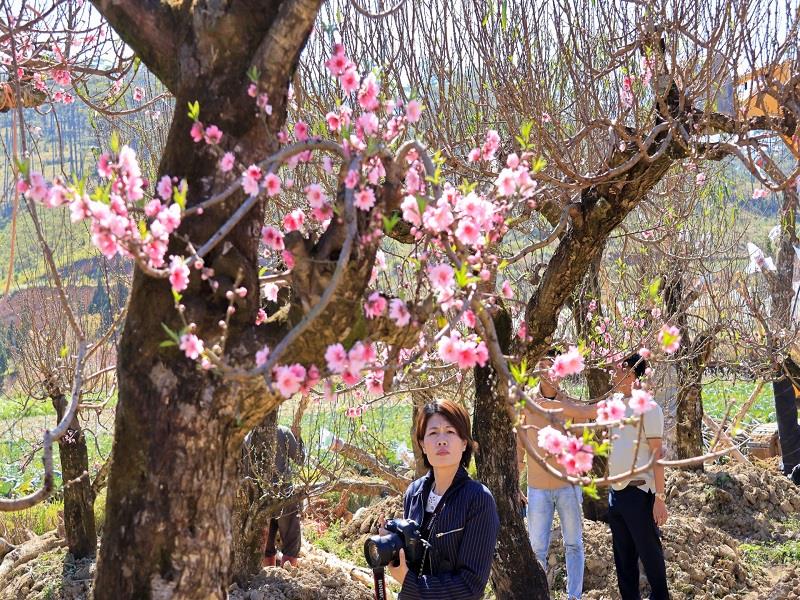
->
[571,250,611,521]
[474,306,549,600]
[775,363,800,474]
[771,190,800,475]
[673,334,713,465]
[51,388,96,558]
[91,2,324,598]
[662,269,713,468]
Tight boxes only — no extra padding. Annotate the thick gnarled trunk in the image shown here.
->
[90,2,323,597]
[474,307,550,600]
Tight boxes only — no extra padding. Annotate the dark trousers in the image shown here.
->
[264,503,302,558]
[608,487,669,600]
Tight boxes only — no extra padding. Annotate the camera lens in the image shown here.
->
[367,541,381,565]
[364,533,403,568]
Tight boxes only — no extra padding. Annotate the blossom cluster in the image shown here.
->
[537,426,595,476]
[18,146,185,274]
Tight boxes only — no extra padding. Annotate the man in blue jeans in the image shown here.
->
[607,354,670,599]
[517,353,597,600]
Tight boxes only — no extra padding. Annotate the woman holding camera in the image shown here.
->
[388,399,500,599]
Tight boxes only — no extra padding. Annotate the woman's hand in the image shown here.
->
[388,548,409,585]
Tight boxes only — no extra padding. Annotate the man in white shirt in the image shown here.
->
[607,353,669,600]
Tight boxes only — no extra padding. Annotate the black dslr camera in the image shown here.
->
[363,518,423,569]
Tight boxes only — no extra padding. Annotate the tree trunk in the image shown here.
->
[52,391,96,558]
[663,271,713,469]
[231,411,278,585]
[775,365,800,475]
[89,3,324,597]
[771,190,800,474]
[572,251,610,522]
[673,354,708,465]
[474,306,549,600]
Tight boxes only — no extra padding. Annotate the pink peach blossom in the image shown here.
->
[204,124,223,145]
[364,292,387,319]
[283,209,304,232]
[190,121,204,143]
[428,263,455,292]
[255,345,270,367]
[629,388,656,415]
[179,333,204,360]
[658,324,681,354]
[263,173,282,197]
[242,165,262,196]
[325,343,348,374]
[354,187,376,211]
[389,299,411,327]
[405,100,422,123]
[538,426,569,455]
[550,346,585,378]
[400,195,422,226]
[263,283,279,302]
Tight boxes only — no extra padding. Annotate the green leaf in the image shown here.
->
[247,66,260,84]
[501,0,508,31]
[382,213,401,234]
[648,277,662,300]
[454,263,469,289]
[415,196,427,217]
[171,289,183,305]
[110,130,120,154]
[173,179,188,210]
[510,358,528,384]
[15,157,30,178]
[161,322,181,344]
[531,157,547,173]
[159,340,177,348]
[582,481,600,500]
[59,345,69,359]
[187,100,201,122]
[138,220,148,240]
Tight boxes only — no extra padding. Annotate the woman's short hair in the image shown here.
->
[414,399,475,470]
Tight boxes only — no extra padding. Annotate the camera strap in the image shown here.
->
[371,567,388,600]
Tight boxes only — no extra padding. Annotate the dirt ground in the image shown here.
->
[337,461,800,600]
[1,460,797,599]
[227,547,374,600]
[550,461,800,599]
[0,542,375,600]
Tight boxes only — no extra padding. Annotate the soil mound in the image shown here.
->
[666,462,800,540]
[556,517,769,600]
[1,539,375,600]
[759,566,800,600]
[343,494,404,541]
[228,547,373,600]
